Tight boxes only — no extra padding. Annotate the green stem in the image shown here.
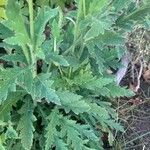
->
[82,0,86,17]
[68,67,72,78]
[22,45,30,65]
[28,0,36,77]
[54,37,57,52]
[58,66,63,76]
[72,0,83,53]
[47,63,51,73]
[58,6,63,29]
[28,0,34,42]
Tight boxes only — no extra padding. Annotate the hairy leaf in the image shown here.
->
[32,73,61,105]
[0,92,24,121]
[57,91,90,114]
[3,0,30,46]
[18,99,36,150]
[45,108,60,150]
[34,6,58,48]
[55,138,68,150]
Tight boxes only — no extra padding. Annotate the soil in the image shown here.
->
[118,69,150,150]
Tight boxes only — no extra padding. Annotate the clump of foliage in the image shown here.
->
[0,0,149,149]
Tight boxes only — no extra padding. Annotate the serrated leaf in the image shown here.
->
[112,0,132,11]
[0,67,33,102]
[36,0,49,6]
[105,84,134,98]
[5,126,18,139]
[106,119,124,132]
[83,77,114,91]
[17,68,33,94]
[45,52,69,66]
[32,73,61,105]
[73,71,94,86]
[116,4,150,28]
[52,19,60,39]
[0,92,24,121]
[3,0,30,46]
[57,91,90,114]
[84,18,110,41]
[89,103,110,120]
[88,0,108,14]
[34,6,58,48]
[0,53,27,64]
[17,100,36,150]
[66,126,83,150]
[61,118,98,150]
[123,4,150,21]
[97,31,125,45]
[0,22,13,39]
[0,68,21,101]
[55,138,68,150]
[88,103,124,132]
[45,108,60,150]
[4,36,27,46]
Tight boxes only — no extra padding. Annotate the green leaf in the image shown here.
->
[88,0,108,14]
[32,73,61,105]
[116,4,150,28]
[55,138,68,150]
[5,126,18,139]
[105,84,134,98]
[0,92,24,121]
[0,135,5,150]
[36,0,49,7]
[61,118,98,150]
[88,103,124,132]
[0,53,27,64]
[57,91,90,114]
[72,71,94,86]
[3,0,30,46]
[89,103,110,120]
[0,67,33,102]
[83,77,114,91]
[112,0,132,11]
[45,52,69,66]
[66,126,84,150]
[0,68,24,101]
[52,19,60,39]
[18,69,33,94]
[45,108,60,150]
[17,99,36,150]
[34,7,58,48]
[97,31,125,45]
[0,23,13,39]
[84,18,111,41]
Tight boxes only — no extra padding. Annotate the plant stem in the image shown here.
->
[28,0,36,77]
[28,0,34,42]
[58,6,63,29]
[68,67,72,78]
[71,0,83,53]
[58,66,63,76]
[22,44,30,65]
[82,0,86,17]
[54,37,57,52]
